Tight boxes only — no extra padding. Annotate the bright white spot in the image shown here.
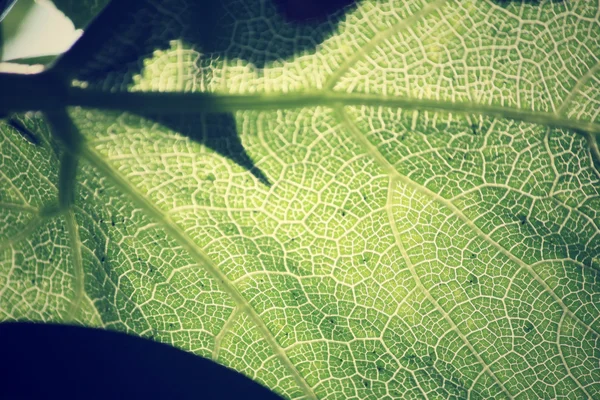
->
[2,0,82,61]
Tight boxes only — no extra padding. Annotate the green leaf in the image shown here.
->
[2,0,600,398]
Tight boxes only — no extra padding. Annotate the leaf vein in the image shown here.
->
[556,312,592,398]
[557,57,600,115]
[64,209,86,322]
[322,0,448,90]
[337,106,514,398]
[338,106,600,339]
[80,144,318,400]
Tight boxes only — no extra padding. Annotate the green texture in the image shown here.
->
[1,0,600,398]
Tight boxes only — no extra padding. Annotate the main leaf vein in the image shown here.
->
[79,144,318,400]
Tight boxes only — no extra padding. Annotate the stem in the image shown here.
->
[0,72,66,111]
[58,151,79,209]
[45,109,84,210]
[45,108,85,154]
[1,71,599,137]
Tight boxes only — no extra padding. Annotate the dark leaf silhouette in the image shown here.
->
[0,322,283,400]
[271,0,357,22]
[146,113,271,186]
[50,0,359,181]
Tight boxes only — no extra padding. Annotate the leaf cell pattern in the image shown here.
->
[1,0,600,398]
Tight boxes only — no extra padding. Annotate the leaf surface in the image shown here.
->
[1,0,600,398]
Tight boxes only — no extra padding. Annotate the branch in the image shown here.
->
[1,72,599,138]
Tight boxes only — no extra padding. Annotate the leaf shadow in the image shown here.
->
[53,0,562,183]
[0,322,283,399]
[147,113,272,186]
[54,0,359,184]
[65,0,360,76]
